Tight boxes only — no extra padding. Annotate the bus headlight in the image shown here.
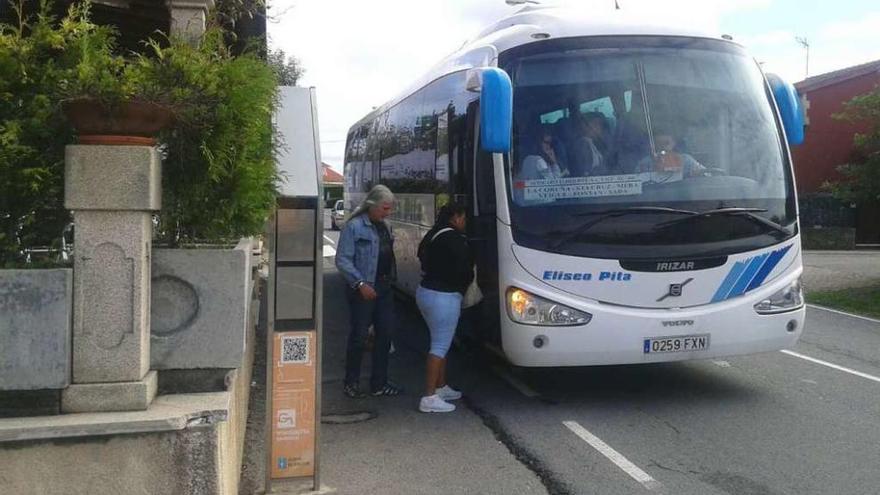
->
[506,287,592,326]
[754,278,803,314]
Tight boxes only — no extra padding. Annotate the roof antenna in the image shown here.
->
[505,0,540,5]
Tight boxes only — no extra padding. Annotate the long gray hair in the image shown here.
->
[350,184,395,219]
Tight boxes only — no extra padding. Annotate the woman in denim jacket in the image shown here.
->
[334,185,401,398]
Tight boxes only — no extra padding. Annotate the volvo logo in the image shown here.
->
[657,278,694,302]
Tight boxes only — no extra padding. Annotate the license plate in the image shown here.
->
[643,334,710,354]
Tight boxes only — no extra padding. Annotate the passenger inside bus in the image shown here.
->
[567,112,608,177]
[637,131,707,182]
[516,126,569,180]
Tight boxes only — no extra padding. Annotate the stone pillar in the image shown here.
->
[61,146,161,413]
[167,0,215,40]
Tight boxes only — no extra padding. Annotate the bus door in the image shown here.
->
[465,101,502,342]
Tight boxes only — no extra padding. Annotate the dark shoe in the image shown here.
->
[343,382,365,399]
[371,382,403,396]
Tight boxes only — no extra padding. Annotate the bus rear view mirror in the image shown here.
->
[767,73,805,146]
[468,67,513,153]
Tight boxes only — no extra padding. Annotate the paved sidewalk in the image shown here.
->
[802,250,880,292]
[317,266,545,495]
[238,265,544,495]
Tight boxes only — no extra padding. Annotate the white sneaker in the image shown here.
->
[419,394,455,413]
[436,385,462,401]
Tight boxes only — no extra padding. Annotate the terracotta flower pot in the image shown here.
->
[62,98,175,146]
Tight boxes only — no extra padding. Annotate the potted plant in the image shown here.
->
[61,98,174,146]
[60,17,174,146]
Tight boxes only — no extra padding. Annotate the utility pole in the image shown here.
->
[795,36,810,78]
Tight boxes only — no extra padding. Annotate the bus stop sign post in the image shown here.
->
[266,87,324,493]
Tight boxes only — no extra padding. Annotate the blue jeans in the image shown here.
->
[344,281,394,391]
[416,286,462,358]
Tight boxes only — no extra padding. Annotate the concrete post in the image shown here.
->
[61,146,161,413]
[166,0,216,40]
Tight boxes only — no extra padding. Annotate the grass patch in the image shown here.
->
[807,285,880,319]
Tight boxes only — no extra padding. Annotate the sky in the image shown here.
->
[267,0,880,171]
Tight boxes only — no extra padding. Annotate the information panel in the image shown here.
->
[267,85,322,492]
[516,175,643,202]
[270,331,317,479]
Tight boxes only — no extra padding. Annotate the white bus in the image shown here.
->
[343,6,806,366]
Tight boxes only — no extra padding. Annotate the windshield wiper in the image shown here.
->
[572,206,698,217]
[653,207,793,236]
[548,206,698,248]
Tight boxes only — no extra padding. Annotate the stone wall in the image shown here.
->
[0,282,259,495]
[0,426,222,495]
[0,269,72,393]
[151,238,253,370]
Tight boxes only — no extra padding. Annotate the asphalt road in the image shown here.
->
[322,209,340,265]
[449,304,880,495]
[322,213,880,495]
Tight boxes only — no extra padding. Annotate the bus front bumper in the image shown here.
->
[501,294,805,367]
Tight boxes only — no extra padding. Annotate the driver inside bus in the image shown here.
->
[637,131,707,182]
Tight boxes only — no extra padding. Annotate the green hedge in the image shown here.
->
[0,2,81,266]
[801,226,856,250]
[0,2,280,265]
[141,31,280,245]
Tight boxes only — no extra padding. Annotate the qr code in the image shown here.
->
[281,335,309,364]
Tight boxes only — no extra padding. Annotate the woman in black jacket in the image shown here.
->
[415,202,474,413]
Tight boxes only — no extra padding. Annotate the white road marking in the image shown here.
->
[563,421,662,491]
[780,350,880,385]
[491,366,540,398]
[322,245,336,258]
[807,304,880,325]
[323,235,336,245]
[712,360,731,368]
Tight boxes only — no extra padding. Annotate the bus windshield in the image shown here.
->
[502,38,797,259]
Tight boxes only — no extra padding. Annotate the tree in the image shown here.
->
[268,48,304,86]
[828,88,880,204]
[215,0,266,25]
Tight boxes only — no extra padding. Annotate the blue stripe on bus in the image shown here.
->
[745,245,793,293]
[728,253,770,298]
[711,260,750,302]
